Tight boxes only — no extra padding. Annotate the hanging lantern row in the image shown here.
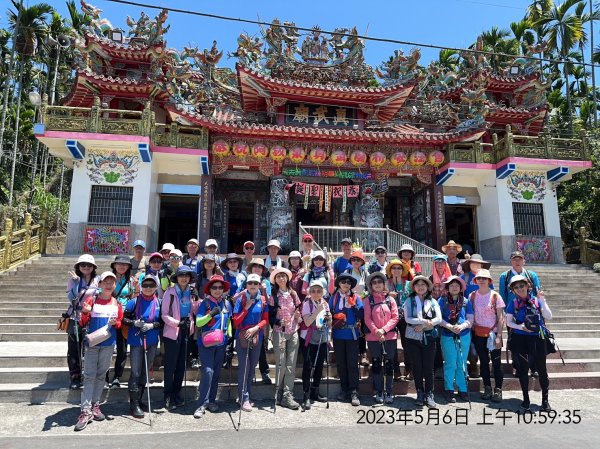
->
[211,140,446,168]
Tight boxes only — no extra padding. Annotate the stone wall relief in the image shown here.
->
[86,150,140,185]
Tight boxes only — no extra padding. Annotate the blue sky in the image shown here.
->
[2,0,547,67]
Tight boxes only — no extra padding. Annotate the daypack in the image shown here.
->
[363,294,394,334]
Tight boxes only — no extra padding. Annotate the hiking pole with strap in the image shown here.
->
[324,321,330,409]
[143,334,153,427]
[455,332,471,410]
[273,332,286,413]
[183,326,188,408]
[236,339,252,431]
[381,338,388,405]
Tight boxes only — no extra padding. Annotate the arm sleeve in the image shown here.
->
[66,279,78,301]
[382,299,399,333]
[540,298,553,321]
[113,303,123,329]
[506,313,522,330]
[403,298,425,325]
[195,302,211,328]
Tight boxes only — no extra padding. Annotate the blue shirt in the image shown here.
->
[328,291,364,340]
[333,256,352,277]
[196,298,231,348]
[438,296,473,337]
[233,291,267,342]
[175,285,192,318]
[125,296,161,347]
[225,271,246,296]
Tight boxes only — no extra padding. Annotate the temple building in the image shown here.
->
[36,5,591,262]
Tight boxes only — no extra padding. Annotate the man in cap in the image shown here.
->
[300,233,315,258]
[441,240,464,276]
[265,239,287,272]
[333,237,353,277]
[367,246,388,275]
[241,241,255,274]
[204,239,222,264]
[183,238,201,272]
[130,240,148,276]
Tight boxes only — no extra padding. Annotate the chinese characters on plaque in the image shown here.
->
[286,102,357,128]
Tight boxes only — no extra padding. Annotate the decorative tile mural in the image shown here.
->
[507,171,547,201]
[86,150,139,184]
[83,226,130,254]
[516,238,552,263]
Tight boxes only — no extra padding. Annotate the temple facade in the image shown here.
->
[36,5,591,262]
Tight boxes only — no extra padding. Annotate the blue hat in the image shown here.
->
[133,240,146,249]
[432,254,448,262]
[170,265,197,283]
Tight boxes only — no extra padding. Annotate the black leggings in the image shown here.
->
[301,342,327,392]
[398,318,413,375]
[67,330,84,379]
[511,333,549,400]
[472,335,503,389]
[404,338,435,392]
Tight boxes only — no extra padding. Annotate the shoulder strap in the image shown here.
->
[168,293,175,317]
[503,269,512,299]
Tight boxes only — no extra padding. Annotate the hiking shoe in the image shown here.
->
[491,388,502,403]
[444,391,456,403]
[481,386,493,400]
[91,403,105,421]
[241,401,253,412]
[191,358,200,369]
[74,410,93,431]
[351,391,360,406]
[415,390,425,406]
[336,391,348,402]
[163,396,175,411]
[384,394,394,405]
[207,402,219,413]
[111,378,121,389]
[173,394,185,407]
[530,370,539,378]
[425,392,437,408]
[457,392,469,402]
[375,392,384,404]
[541,399,552,412]
[103,381,110,390]
[310,388,327,403]
[193,406,206,418]
[520,399,531,411]
[302,392,311,410]
[261,373,273,385]
[360,354,370,367]
[281,393,300,410]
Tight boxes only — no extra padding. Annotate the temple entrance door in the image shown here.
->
[228,202,254,253]
[158,194,199,250]
[444,205,477,256]
[295,207,334,226]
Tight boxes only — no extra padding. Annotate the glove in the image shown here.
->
[61,312,70,319]
[134,319,145,328]
[209,306,221,317]
[141,323,154,333]
[178,318,190,329]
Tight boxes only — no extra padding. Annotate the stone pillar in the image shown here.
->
[431,180,446,251]
[268,177,294,251]
[198,175,213,246]
[353,187,384,251]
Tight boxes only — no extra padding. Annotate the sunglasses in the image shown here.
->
[303,239,313,243]
[513,283,528,289]
[141,284,156,289]
[371,279,384,285]
[79,263,94,268]
[339,279,352,285]
[244,246,254,250]
[475,277,489,282]
[246,281,260,286]
[150,259,163,263]
[313,258,325,262]
[375,250,386,255]
[210,285,224,290]
[170,256,182,260]
[350,258,362,263]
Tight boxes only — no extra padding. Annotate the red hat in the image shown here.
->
[203,275,231,296]
[302,233,314,241]
[148,252,163,261]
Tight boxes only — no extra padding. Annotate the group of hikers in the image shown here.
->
[61,235,554,431]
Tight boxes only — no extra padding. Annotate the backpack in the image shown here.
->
[363,294,393,334]
[269,289,299,328]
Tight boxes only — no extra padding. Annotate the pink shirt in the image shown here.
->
[471,290,505,329]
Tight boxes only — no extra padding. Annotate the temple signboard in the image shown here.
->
[285,102,358,128]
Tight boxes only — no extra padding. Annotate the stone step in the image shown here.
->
[0,308,65,315]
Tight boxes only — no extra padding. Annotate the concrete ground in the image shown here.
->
[0,390,598,448]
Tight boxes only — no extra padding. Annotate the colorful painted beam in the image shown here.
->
[436,168,455,186]
[496,163,516,179]
[547,166,569,182]
[65,140,85,160]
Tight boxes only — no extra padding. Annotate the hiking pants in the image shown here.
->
[106,330,127,382]
[333,338,359,393]
[273,331,300,394]
[404,338,435,393]
[128,344,157,391]
[440,333,470,392]
[368,339,396,394]
[302,342,327,392]
[398,317,413,375]
[197,344,226,407]
[473,335,503,389]
[67,329,84,379]
[163,334,187,398]
[81,345,113,411]
[236,338,261,403]
[511,333,549,400]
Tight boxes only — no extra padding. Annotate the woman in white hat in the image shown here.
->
[302,251,334,297]
[403,275,442,408]
[287,251,306,301]
[265,239,287,271]
[269,267,302,409]
[469,268,504,403]
[64,254,99,389]
[397,244,422,282]
[74,272,123,431]
[505,274,552,411]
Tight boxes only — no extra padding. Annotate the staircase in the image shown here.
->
[0,256,599,404]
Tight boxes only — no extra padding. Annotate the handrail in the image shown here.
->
[0,212,47,273]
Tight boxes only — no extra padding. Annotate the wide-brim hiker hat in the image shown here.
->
[335,273,357,289]
[508,274,530,289]
[202,254,218,264]
[75,254,97,270]
[443,275,466,292]
[397,243,415,258]
[462,254,491,272]
[308,279,324,290]
[171,265,197,283]
[270,267,292,284]
[441,240,462,254]
[203,274,230,296]
[409,275,434,292]
[385,258,403,277]
[349,250,366,265]
[111,255,132,270]
[366,272,387,293]
[160,243,175,252]
[267,239,281,250]
[247,257,267,276]
[473,268,493,282]
[220,253,243,270]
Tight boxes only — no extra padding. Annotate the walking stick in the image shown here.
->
[236,339,252,431]
[143,334,153,427]
[325,321,330,409]
[455,333,471,410]
[382,338,388,404]
[183,328,188,408]
[273,332,285,412]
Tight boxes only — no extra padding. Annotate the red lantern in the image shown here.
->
[369,151,386,168]
[288,146,306,164]
[330,150,347,167]
[232,141,249,158]
[349,150,367,167]
[251,143,268,159]
[390,151,408,168]
[309,147,327,165]
[212,140,230,157]
[270,145,286,162]
[428,150,445,167]
[409,151,426,167]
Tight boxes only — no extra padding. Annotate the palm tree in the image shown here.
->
[66,0,90,37]
[480,27,512,70]
[534,0,584,136]
[526,1,554,75]
[438,49,460,71]
[510,19,536,55]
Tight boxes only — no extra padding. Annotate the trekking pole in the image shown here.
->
[325,322,330,409]
[455,333,471,410]
[183,326,188,408]
[302,330,324,412]
[381,338,388,405]
[143,334,153,427]
[273,332,285,413]
[237,339,252,431]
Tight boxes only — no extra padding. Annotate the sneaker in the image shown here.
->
[336,391,347,402]
[74,410,93,431]
[280,393,300,410]
[310,388,327,403]
[261,373,272,385]
[191,359,200,369]
[541,399,552,412]
[111,378,121,389]
[350,391,360,406]
[425,392,437,408]
[444,391,456,403]
[457,392,470,402]
[103,381,110,390]
[415,390,425,406]
[91,403,105,421]
[193,406,206,419]
[481,386,493,400]
[241,401,253,412]
[491,388,502,403]
[375,392,384,404]
[207,402,219,413]
[520,399,531,411]
[69,377,80,390]
[163,396,175,411]
[173,394,185,407]
[384,394,394,405]
[530,370,539,378]
[360,354,370,367]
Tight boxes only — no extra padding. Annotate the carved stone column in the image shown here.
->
[353,188,384,251]
[268,177,294,251]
